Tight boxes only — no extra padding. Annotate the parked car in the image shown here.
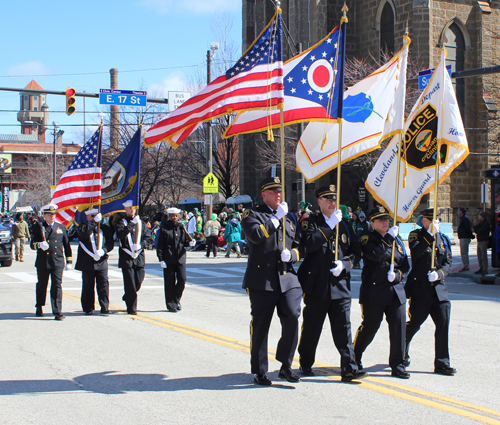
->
[0,223,13,267]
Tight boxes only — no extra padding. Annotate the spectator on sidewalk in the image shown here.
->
[457,207,474,272]
[493,212,500,277]
[12,212,30,262]
[204,213,221,258]
[224,214,242,258]
[473,211,490,275]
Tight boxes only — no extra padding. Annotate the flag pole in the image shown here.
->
[96,120,103,247]
[335,3,348,261]
[390,31,410,270]
[431,49,447,269]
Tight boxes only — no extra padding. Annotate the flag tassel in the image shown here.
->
[267,128,275,142]
[320,133,328,151]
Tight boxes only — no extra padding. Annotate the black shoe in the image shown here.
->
[54,314,66,321]
[474,268,483,274]
[36,307,43,317]
[355,358,363,371]
[403,356,410,367]
[84,311,93,315]
[458,267,469,272]
[278,367,300,382]
[167,307,178,313]
[177,302,182,311]
[434,366,457,376]
[341,370,367,382]
[100,310,112,315]
[254,373,272,386]
[127,310,137,315]
[299,367,315,376]
[391,370,410,379]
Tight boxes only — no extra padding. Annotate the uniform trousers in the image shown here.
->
[36,268,63,316]
[298,295,357,376]
[406,293,451,369]
[81,269,109,313]
[122,266,145,313]
[353,295,406,373]
[163,262,186,310]
[248,286,302,374]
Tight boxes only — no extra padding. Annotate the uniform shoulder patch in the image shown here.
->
[408,231,418,243]
[242,209,251,219]
[360,234,369,245]
[302,220,309,231]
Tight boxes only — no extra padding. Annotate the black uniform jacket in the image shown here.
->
[156,220,191,264]
[31,221,72,270]
[115,215,153,269]
[406,228,452,302]
[359,230,409,306]
[298,213,360,300]
[241,204,304,292]
[75,221,114,271]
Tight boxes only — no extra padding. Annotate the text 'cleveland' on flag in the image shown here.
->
[144,11,284,149]
[365,49,469,222]
[296,37,410,182]
[52,126,103,227]
[223,22,346,138]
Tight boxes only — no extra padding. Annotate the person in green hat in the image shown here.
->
[204,213,221,258]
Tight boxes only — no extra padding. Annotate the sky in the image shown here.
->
[0,0,242,144]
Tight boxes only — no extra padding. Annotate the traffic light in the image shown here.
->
[65,87,76,116]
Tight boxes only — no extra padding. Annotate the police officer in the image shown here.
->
[157,207,196,312]
[405,208,456,376]
[353,206,410,379]
[297,185,365,382]
[75,207,114,315]
[116,200,153,315]
[241,177,303,385]
[31,204,72,320]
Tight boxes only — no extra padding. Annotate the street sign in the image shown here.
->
[204,195,211,205]
[203,172,219,194]
[168,91,191,112]
[99,89,147,106]
[418,65,452,90]
[358,187,366,203]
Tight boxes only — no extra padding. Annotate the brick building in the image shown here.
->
[241,0,500,219]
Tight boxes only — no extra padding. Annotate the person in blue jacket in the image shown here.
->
[224,214,242,258]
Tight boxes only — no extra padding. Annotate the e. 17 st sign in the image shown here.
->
[99,89,147,106]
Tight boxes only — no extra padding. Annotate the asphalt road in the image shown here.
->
[1,243,500,425]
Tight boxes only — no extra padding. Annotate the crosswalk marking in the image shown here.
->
[63,271,84,281]
[4,272,37,283]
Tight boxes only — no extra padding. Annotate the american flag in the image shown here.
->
[224,23,346,138]
[52,127,102,227]
[144,11,283,149]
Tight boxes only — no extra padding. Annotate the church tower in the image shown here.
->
[17,79,49,142]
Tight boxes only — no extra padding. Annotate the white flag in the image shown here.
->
[366,49,469,222]
[296,38,409,182]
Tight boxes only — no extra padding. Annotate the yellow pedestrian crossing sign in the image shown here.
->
[203,172,219,194]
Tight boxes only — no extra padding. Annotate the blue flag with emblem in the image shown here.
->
[100,127,142,217]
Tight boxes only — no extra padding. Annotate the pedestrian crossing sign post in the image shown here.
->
[203,172,218,194]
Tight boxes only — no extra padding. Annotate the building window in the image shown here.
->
[34,96,37,100]
[444,23,465,118]
[380,2,395,59]
[24,96,28,101]
[34,107,37,111]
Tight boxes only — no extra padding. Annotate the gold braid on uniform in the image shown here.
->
[260,224,270,238]
[318,228,328,241]
[292,248,300,261]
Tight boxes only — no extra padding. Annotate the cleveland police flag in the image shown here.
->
[366,49,469,222]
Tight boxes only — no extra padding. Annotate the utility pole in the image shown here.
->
[206,42,219,220]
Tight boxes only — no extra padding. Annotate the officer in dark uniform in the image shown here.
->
[405,208,456,376]
[116,200,153,315]
[157,207,196,312]
[241,176,304,385]
[75,207,115,315]
[31,204,72,320]
[297,185,365,382]
[353,206,410,379]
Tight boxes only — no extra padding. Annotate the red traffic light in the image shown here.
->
[65,87,76,116]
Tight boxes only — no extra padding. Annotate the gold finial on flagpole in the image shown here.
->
[341,2,349,24]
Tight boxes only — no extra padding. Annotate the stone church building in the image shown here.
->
[240,0,500,221]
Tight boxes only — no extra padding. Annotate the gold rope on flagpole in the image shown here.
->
[266,7,280,142]
[431,49,447,270]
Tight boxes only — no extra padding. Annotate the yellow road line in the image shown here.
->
[62,291,500,423]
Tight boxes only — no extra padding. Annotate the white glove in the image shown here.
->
[132,243,140,251]
[388,226,399,238]
[189,240,196,247]
[93,253,101,261]
[326,209,342,228]
[65,263,72,270]
[275,202,288,220]
[160,261,167,268]
[39,241,49,251]
[96,249,105,257]
[427,220,440,236]
[132,216,139,224]
[428,271,439,282]
[93,213,102,223]
[281,249,291,262]
[387,264,396,282]
[330,260,344,277]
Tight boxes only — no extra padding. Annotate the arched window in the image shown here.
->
[444,23,465,118]
[380,2,395,59]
